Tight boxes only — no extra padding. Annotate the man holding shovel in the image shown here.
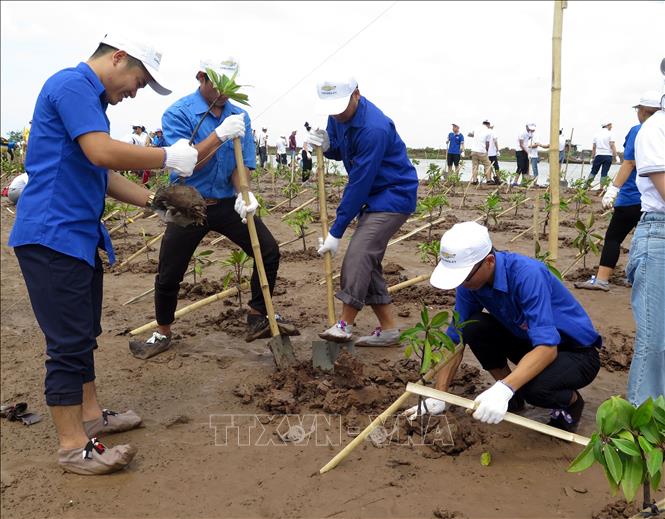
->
[130,58,299,359]
[405,222,601,432]
[307,77,418,347]
[8,34,199,474]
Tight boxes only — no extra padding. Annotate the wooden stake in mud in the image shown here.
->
[281,196,317,221]
[405,383,590,446]
[319,344,465,474]
[548,0,566,265]
[316,146,336,326]
[533,192,540,253]
[117,232,164,268]
[234,137,296,369]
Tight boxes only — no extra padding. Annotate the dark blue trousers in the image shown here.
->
[587,155,613,184]
[15,245,102,406]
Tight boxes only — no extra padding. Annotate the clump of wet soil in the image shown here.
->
[113,258,159,274]
[179,278,230,299]
[280,247,319,262]
[199,307,247,338]
[567,267,632,286]
[600,328,633,372]
[591,499,639,519]
[392,284,456,307]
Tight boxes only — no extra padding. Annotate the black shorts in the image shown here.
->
[447,153,461,167]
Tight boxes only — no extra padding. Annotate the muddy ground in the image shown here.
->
[1,170,659,519]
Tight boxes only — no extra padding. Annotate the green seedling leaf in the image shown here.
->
[646,448,663,478]
[568,440,596,473]
[430,311,449,329]
[602,444,623,484]
[631,398,654,429]
[610,438,641,457]
[638,435,655,454]
[480,451,492,466]
[596,398,618,436]
[640,421,661,444]
[650,469,662,492]
[620,455,644,503]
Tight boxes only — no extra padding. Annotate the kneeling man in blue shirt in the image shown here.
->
[406,222,601,432]
[307,77,419,347]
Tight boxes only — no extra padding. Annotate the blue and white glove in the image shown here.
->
[472,381,514,424]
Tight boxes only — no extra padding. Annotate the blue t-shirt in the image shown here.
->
[447,132,464,154]
[615,124,641,207]
[9,62,115,266]
[153,135,166,147]
[324,97,418,238]
[447,251,600,348]
[162,90,255,199]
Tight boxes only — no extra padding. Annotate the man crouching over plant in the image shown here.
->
[130,58,299,359]
[405,221,601,432]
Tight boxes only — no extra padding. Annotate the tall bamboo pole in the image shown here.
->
[316,147,336,326]
[548,0,566,264]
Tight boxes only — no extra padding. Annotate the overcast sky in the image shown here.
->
[1,1,664,151]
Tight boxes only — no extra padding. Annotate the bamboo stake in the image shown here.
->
[117,232,164,268]
[234,138,280,338]
[5,207,15,215]
[270,188,310,212]
[280,229,317,248]
[129,283,249,336]
[548,0,565,266]
[319,344,464,474]
[210,235,228,247]
[102,209,119,222]
[510,224,535,243]
[281,196,317,221]
[405,383,590,446]
[316,147,336,326]
[561,252,584,278]
[533,193,540,252]
[387,274,430,293]
[387,215,448,247]
[459,179,474,209]
[474,197,532,223]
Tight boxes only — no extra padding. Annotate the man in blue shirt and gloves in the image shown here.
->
[405,222,601,432]
[130,58,299,359]
[307,77,418,347]
[8,34,199,474]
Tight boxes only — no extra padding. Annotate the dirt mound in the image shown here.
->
[113,259,159,274]
[591,500,639,519]
[600,328,633,372]
[384,262,404,275]
[280,247,319,262]
[199,307,247,338]
[420,410,486,455]
[433,508,467,519]
[492,220,527,232]
[179,278,230,299]
[392,284,456,307]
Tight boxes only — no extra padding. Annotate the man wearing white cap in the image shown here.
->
[405,222,601,431]
[130,58,299,358]
[625,64,665,406]
[8,34,199,475]
[575,90,660,292]
[468,120,494,185]
[586,122,617,188]
[308,77,419,346]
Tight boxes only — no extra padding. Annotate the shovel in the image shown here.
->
[311,146,354,371]
[233,138,296,370]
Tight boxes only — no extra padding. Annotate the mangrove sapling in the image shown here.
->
[417,194,448,240]
[572,213,604,269]
[140,227,152,262]
[479,190,502,227]
[425,163,443,194]
[282,181,302,208]
[191,249,214,285]
[251,168,262,193]
[254,193,270,217]
[221,249,253,308]
[123,171,142,185]
[417,239,440,267]
[509,192,527,218]
[534,241,562,280]
[118,203,135,243]
[285,208,315,252]
[541,191,569,237]
[445,172,461,197]
[568,395,665,509]
[570,178,592,221]
[103,200,120,222]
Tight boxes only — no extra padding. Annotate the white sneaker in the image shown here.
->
[355,327,401,347]
[319,320,353,343]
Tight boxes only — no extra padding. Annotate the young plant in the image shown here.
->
[285,208,315,252]
[191,249,214,285]
[417,239,440,266]
[425,163,443,194]
[509,191,527,218]
[221,249,253,307]
[445,172,461,197]
[103,200,119,221]
[123,171,142,185]
[400,305,471,374]
[282,181,302,208]
[117,203,136,243]
[568,396,665,507]
[251,167,262,193]
[570,178,592,221]
[140,227,152,262]
[254,193,269,218]
[479,190,502,227]
[534,241,562,280]
[417,194,448,240]
[541,191,569,236]
[572,213,603,268]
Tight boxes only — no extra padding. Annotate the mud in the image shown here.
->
[600,328,634,372]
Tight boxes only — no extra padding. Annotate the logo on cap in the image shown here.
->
[320,85,336,93]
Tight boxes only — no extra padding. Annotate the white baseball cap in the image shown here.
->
[430,222,493,290]
[315,77,358,115]
[200,57,239,79]
[100,33,171,95]
[632,90,662,109]
[527,123,536,130]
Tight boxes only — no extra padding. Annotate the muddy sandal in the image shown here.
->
[84,409,142,438]
[58,438,137,475]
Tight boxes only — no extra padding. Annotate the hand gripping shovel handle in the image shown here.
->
[233,137,279,337]
[316,146,336,326]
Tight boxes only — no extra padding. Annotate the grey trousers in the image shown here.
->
[337,211,409,310]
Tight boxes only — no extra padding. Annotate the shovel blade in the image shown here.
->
[268,335,297,370]
[312,340,356,372]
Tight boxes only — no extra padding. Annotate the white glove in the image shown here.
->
[403,398,446,422]
[234,191,259,224]
[602,184,620,210]
[317,233,340,258]
[307,129,330,152]
[164,139,198,177]
[215,114,246,143]
[472,381,514,425]
[496,150,501,157]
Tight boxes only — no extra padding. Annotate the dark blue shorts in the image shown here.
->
[15,244,102,406]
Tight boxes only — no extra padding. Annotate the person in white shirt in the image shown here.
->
[276,135,287,166]
[514,123,534,185]
[7,172,29,205]
[625,78,665,406]
[527,125,549,183]
[468,119,494,185]
[559,129,566,164]
[487,125,500,184]
[586,122,617,187]
[258,127,268,168]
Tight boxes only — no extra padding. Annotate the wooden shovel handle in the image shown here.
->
[233,138,279,337]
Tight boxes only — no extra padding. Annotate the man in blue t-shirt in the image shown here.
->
[575,91,661,292]
[152,128,166,147]
[7,34,199,475]
[404,222,601,432]
[446,123,464,176]
[307,77,418,347]
[129,58,299,359]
